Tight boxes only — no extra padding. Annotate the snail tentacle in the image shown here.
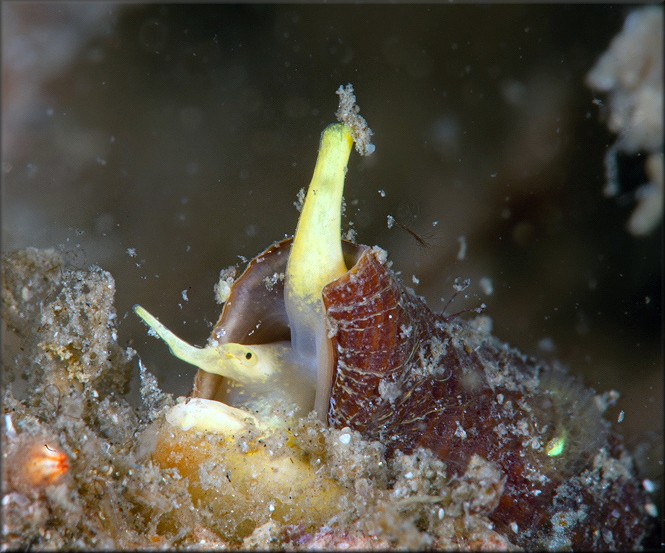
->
[133,304,274,383]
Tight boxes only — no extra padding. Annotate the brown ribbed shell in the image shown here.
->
[322,246,651,550]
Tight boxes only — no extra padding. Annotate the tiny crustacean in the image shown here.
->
[134,85,652,549]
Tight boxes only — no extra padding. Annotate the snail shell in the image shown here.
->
[136,116,651,549]
[191,234,650,549]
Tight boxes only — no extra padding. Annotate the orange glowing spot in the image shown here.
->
[23,442,69,487]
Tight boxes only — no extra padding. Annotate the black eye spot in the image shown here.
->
[245,352,252,360]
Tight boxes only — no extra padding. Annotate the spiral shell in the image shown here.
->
[320,243,651,549]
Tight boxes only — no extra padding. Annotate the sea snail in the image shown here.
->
[135,91,652,549]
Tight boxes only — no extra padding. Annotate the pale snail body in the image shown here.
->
[135,107,651,548]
